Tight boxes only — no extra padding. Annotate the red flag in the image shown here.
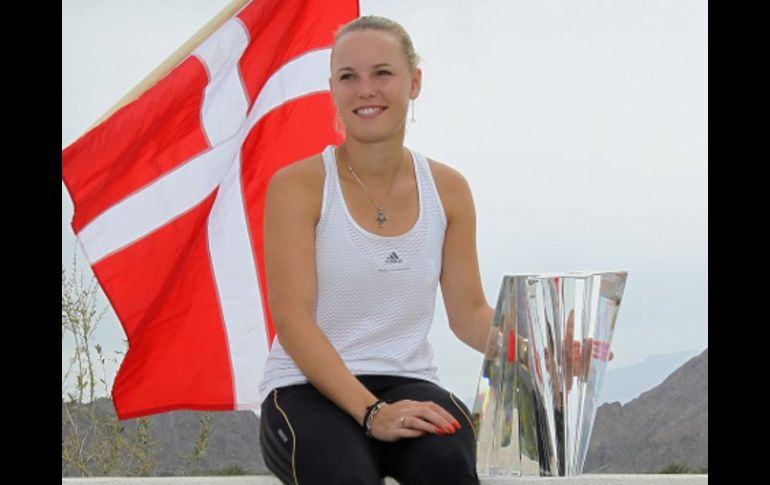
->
[62,0,359,420]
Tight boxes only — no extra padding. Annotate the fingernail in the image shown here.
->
[444,426,455,434]
[453,420,461,430]
[435,428,444,435]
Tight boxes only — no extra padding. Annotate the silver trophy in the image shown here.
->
[472,271,627,477]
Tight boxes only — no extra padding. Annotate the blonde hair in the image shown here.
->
[333,15,421,71]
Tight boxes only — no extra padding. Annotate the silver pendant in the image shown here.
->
[376,209,387,227]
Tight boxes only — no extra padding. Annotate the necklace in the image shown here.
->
[340,145,406,228]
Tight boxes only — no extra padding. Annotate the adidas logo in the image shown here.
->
[385,251,403,264]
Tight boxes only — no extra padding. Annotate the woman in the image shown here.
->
[258,15,495,485]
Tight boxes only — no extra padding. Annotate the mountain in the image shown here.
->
[600,349,702,405]
[62,398,268,477]
[585,348,708,473]
[462,349,703,409]
[62,349,708,477]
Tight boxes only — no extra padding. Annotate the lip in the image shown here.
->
[354,106,387,118]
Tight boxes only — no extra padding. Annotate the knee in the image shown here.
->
[319,464,381,485]
[409,438,478,484]
[296,445,381,484]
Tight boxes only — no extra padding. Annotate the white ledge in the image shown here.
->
[62,474,708,485]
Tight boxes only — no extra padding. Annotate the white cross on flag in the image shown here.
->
[62,0,359,420]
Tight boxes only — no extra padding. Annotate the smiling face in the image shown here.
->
[329,29,422,144]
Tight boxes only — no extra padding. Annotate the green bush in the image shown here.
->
[212,465,249,476]
[62,250,213,477]
[658,463,708,474]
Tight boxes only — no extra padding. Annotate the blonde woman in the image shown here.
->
[258,16,493,485]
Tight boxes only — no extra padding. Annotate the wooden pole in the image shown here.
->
[88,0,251,130]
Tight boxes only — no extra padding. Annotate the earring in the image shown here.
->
[410,99,416,123]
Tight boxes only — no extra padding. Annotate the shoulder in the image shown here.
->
[267,153,325,225]
[426,157,470,191]
[425,157,474,224]
[271,152,325,188]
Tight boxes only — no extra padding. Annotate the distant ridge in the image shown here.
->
[62,348,708,476]
[600,349,702,405]
[62,398,267,477]
[586,348,708,473]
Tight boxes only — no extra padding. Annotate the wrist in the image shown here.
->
[363,399,389,437]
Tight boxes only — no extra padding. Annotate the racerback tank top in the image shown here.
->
[258,144,448,400]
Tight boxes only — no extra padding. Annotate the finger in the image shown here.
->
[397,415,427,434]
[401,413,447,435]
[420,403,459,433]
[429,402,462,430]
[419,405,455,434]
[398,427,426,439]
[391,400,458,433]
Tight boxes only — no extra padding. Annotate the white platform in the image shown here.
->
[63,474,708,485]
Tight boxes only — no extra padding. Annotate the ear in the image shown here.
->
[410,68,422,100]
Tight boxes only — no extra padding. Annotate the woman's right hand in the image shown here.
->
[368,399,462,442]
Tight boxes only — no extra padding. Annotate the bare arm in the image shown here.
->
[438,166,495,353]
[264,163,376,426]
[264,162,459,440]
[437,178,615,363]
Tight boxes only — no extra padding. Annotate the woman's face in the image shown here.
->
[329,29,421,144]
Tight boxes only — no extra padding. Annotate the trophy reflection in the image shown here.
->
[472,271,627,477]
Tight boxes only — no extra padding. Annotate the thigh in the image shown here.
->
[376,380,480,485]
[260,383,383,485]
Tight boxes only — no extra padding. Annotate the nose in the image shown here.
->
[358,90,376,99]
[358,80,377,99]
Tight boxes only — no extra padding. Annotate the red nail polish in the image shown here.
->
[453,420,461,430]
[435,428,444,435]
[444,426,455,434]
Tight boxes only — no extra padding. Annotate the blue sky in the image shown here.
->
[63,0,707,403]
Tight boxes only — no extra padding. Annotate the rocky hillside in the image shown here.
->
[62,398,267,477]
[62,348,708,476]
[585,348,708,473]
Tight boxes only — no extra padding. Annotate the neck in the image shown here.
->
[339,137,407,184]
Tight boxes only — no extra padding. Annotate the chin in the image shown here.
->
[351,134,393,144]
[345,124,406,144]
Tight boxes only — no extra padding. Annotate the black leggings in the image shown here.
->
[259,374,480,485]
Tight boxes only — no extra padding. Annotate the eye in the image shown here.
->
[340,73,354,81]
[377,70,392,76]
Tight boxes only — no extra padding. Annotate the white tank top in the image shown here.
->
[258,144,447,399]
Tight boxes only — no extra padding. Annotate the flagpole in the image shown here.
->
[88,0,251,130]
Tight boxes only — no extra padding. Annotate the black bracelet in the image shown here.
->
[362,399,389,437]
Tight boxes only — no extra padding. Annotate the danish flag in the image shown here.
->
[62,0,359,420]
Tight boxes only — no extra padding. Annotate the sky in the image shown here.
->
[62,0,708,404]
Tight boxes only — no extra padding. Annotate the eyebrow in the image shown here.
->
[335,63,393,74]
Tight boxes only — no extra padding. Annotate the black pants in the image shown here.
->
[260,374,480,485]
